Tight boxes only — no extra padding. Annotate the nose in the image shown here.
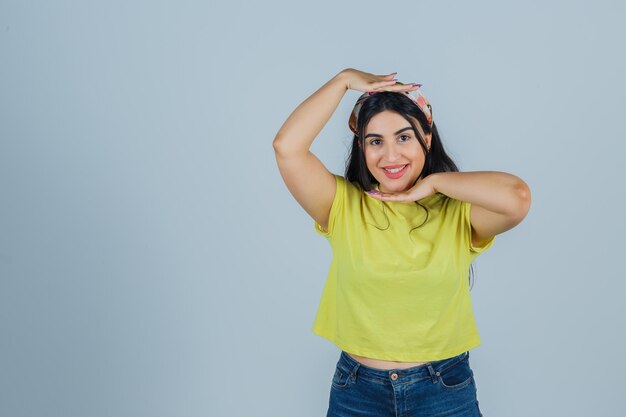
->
[384,143,401,162]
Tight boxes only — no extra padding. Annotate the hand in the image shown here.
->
[365,175,438,203]
[338,68,419,94]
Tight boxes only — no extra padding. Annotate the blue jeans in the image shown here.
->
[326,350,484,417]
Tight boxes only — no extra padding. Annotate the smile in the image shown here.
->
[382,164,409,179]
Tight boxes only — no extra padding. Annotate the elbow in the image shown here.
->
[512,180,532,220]
[272,136,290,158]
[273,134,293,154]
[273,135,307,158]
[272,135,284,152]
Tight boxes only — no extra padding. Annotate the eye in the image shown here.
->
[398,134,411,142]
[370,139,382,146]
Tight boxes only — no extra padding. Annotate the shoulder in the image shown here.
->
[333,174,364,197]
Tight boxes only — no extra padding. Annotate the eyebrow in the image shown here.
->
[364,126,414,139]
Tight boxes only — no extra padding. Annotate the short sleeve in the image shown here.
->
[462,200,496,253]
[313,174,346,238]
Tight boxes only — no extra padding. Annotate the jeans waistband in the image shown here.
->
[337,350,470,384]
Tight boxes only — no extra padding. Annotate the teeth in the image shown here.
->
[384,165,406,173]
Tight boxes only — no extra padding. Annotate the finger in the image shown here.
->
[387,83,419,91]
[374,82,419,93]
[377,86,418,94]
[374,79,400,87]
[366,191,403,201]
[380,192,411,202]
[369,79,401,91]
[379,194,403,201]
[365,191,384,199]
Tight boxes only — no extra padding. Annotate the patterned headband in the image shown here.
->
[348,82,433,136]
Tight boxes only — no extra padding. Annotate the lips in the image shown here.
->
[381,164,409,179]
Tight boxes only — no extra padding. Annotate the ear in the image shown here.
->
[426,133,432,150]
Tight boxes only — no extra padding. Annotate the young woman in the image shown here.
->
[273,68,531,417]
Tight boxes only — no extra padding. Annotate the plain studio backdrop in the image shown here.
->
[1,1,624,416]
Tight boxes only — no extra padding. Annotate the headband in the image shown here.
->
[348,82,433,136]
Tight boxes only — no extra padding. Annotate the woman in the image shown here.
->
[273,68,531,417]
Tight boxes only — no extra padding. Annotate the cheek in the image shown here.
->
[410,146,427,161]
[363,153,381,176]
[363,150,376,166]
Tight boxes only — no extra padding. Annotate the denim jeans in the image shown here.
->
[326,350,483,417]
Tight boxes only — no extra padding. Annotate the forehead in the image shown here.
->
[365,111,421,135]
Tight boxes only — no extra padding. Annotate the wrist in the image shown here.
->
[427,172,441,194]
[334,70,349,91]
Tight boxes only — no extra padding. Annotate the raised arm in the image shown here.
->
[272,71,349,232]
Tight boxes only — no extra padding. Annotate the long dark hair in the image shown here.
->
[344,91,477,289]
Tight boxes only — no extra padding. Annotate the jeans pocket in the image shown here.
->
[437,354,474,390]
[331,365,353,390]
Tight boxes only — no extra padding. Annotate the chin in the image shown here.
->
[377,175,419,193]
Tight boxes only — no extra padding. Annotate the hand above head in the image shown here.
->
[365,175,438,203]
[339,68,421,94]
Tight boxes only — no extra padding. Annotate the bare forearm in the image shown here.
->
[430,171,531,216]
[272,71,348,156]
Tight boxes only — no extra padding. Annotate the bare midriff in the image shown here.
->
[346,352,430,370]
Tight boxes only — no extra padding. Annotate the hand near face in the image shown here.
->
[365,175,437,203]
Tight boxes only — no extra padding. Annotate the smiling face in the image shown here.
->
[361,110,432,194]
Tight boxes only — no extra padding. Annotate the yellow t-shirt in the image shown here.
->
[312,174,495,362]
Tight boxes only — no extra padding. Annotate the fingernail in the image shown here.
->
[367,190,379,194]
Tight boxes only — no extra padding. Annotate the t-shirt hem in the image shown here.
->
[312,326,481,362]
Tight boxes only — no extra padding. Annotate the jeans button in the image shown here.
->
[390,373,398,380]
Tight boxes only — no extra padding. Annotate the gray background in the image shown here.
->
[1,1,624,416]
